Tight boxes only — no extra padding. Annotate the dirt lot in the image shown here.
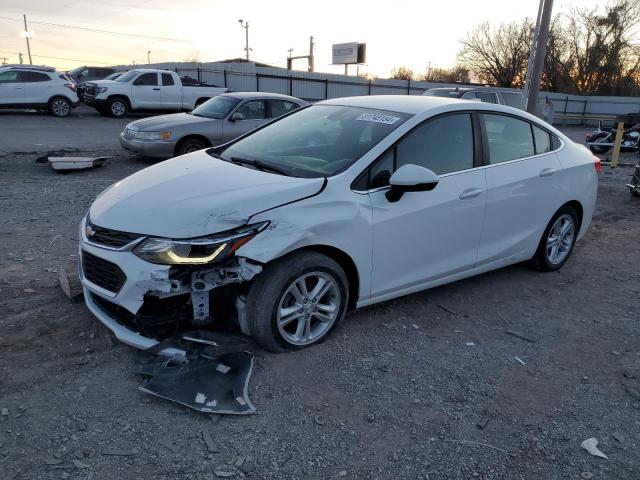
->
[1,120,639,480]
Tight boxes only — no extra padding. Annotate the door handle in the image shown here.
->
[153,87,160,91]
[539,168,556,177]
[459,188,483,200]
[15,87,23,90]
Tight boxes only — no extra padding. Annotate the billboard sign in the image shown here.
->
[332,43,359,64]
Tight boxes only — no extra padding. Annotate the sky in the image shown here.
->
[0,0,599,76]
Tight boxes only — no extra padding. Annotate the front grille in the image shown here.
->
[83,85,95,98]
[87,221,142,248]
[82,251,127,293]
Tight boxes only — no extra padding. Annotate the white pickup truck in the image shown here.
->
[82,68,227,118]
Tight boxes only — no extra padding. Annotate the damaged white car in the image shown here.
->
[80,96,599,352]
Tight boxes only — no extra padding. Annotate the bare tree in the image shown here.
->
[422,65,471,83]
[457,20,533,88]
[390,67,414,80]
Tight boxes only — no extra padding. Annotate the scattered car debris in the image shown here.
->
[35,150,69,163]
[135,331,256,415]
[58,266,84,301]
[581,438,608,459]
[465,342,476,346]
[48,156,109,171]
[504,330,536,343]
[314,414,327,426]
[444,439,507,454]
[476,416,490,429]
[581,472,594,480]
[438,304,458,316]
[202,430,219,453]
[613,431,625,443]
[514,356,527,365]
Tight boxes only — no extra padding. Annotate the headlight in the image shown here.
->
[96,86,108,93]
[134,131,171,141]
[133,222,269,265]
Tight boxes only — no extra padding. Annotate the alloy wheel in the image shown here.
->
[52,99,70,116]
[545,214,575,265]
[111,101,126,116]
[276,272,341,346]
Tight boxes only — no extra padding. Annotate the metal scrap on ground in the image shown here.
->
[48,156,109,171]
[135,331,256,415]
[581,438,608,459]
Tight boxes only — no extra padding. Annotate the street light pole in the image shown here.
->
[238,19,249,61]
[23,14,32,65]
[147,50,151,64]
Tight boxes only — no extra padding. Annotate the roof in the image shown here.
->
[0,64,55,72]
[319,95,463,114]
[222,91,303,101]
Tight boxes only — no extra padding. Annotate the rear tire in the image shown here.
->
[175,137,208,156]
[246,251,349,352]
[530,205,579,272]
[106,97,128,118]
[48,96,72,117]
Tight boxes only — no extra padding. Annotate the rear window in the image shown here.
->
[20,71,50,82]
[482,113,535,164]
[161,73,175,86]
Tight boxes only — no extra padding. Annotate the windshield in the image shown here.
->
[115,70,140,82]
[217,105,410,178]
[192,96,240,119]
[423,89,464,98]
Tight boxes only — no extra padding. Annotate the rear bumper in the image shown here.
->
[119,133,176,159]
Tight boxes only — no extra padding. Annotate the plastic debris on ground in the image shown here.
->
[135,330,256,415]
[581,437,608,459]
[48,156,109,171]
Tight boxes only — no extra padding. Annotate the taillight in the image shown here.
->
[65,83,77,92]
[593,155,601,173]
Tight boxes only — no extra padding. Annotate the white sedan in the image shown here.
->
[79,96,599,353]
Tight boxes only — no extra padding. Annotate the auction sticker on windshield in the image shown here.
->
[356,113,400,124]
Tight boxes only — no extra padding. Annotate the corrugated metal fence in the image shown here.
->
[133,61,640,126]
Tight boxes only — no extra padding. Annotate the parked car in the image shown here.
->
[120,92,308,158]
[79,96,598,353]
[0,65,79,116]
[67,66,118,84]
[423,87,526,109]
[77,71,123,101]
[82,68,227,117]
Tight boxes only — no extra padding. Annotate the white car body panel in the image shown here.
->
[79,95,598,352]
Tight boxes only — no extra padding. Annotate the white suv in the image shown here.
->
[0,65,79,117]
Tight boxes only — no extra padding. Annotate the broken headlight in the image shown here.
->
[133,222,269,265]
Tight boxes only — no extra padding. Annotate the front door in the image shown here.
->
[132,72,161,109]
[0,70,23,105]
[222,99,268,141]
[369,113,487,299]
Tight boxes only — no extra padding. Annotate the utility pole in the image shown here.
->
[523,0,544,106]
[308,36,314,72]
[147,50,151,64]
[426,60,431,80]
[526,0,554,114]
[0,57,7,65]
[23,14,32,65]
[19,53,23,64]
[238,19,249,61]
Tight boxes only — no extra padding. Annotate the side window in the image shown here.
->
[532,125,551,154]
[133,73,158,86]
[235,100,266,120]
[461,91,477,100]
[161,73,175,86]
[482,114,535,164]
[475,91,497,104]
[0,71,19,83]
[551,134,562,151]
[396,113,474,175]
[20,71,50,82]
[268,100,297,118]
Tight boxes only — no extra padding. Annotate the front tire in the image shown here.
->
[175,137,208,156]
[246,251,349,352]
[106,97,129,118]
[530,206,579,271]
[48,97,72,117]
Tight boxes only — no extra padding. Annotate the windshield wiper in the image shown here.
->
[230,157,289,176]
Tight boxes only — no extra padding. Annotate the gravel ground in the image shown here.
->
[0,124,639,480]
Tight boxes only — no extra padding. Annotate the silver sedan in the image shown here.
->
[119,92,308,159]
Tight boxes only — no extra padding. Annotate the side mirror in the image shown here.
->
[386,164,439,202]
[229,112,244,121]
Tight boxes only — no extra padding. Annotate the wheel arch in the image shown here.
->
[561,200,584,231]
[271,244,360,311]
[107,94,131,109]
[48,94,74,105]
[174,135,212,156]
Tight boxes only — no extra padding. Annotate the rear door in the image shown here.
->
[267,99,300,120]
[222,99,267,141]
[367,112,487,298]
[476,113,563,266]
[20,71,53,104]
[0,70,23,105]
[160,73,182,110]
[132,72,161,109]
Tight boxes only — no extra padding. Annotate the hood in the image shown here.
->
[89,151,324,238]
[87,79,119,87]
[127,113,213,131]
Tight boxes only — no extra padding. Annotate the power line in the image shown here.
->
[0,15,189,42]
[0,50,113,65]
